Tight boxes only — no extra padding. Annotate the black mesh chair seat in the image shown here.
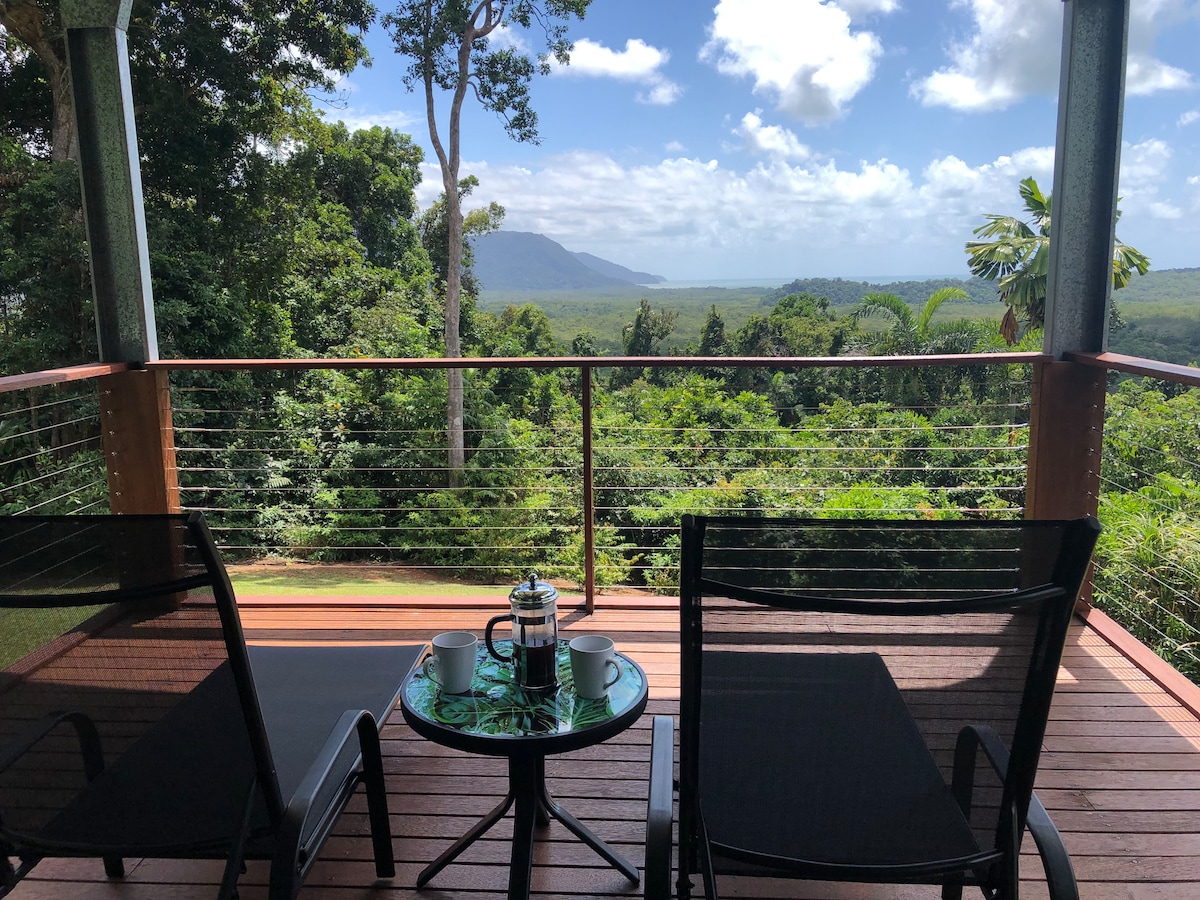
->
[0,513,421,900]
[700,651,982,871]
[644,515,1101,900]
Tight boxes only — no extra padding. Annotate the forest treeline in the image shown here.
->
[2,4,1198,680]
[763,276,1000,306]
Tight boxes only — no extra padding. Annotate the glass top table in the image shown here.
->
[401,639,648,900]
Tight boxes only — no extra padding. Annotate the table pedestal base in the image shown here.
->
[416,755,640,900]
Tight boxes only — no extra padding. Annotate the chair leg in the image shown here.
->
[102,856,124,878]
[940,875,964,900]
[357,715,396,879]
[219,777,258,900]
[696,810,718,900]
[1026,792,1079,900]
[644,715,674,900]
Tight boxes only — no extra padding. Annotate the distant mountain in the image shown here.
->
[472,231,665,291]
[571,251,666,285]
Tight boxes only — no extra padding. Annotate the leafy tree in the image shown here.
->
[2,0,391,364]
[622,298,678,356]
[727,292,855,407]
[966,176,1149,343]
[612,298,677,388]
[297,123,427,272]
[1,1,72,161]
[384,0,591,478]
[0,148,90,374]
[274,120,432,355]
[698,305,728,356]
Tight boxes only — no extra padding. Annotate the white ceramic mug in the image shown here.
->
[569,635,622,699]
[423,631,478,694]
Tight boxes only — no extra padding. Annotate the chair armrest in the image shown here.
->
[272,708,382,881]
[0,710,104,781]
[957,722,1010,774]
[951,723,1009,821]
[953,724,1077,900]
[1025,790,1079,900]
[645,714,674,900]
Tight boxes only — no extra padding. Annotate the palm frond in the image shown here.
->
[916,286,969,336]
[851,292,914,330]
[1112,241,1151,289]
[1018,176,1052,234]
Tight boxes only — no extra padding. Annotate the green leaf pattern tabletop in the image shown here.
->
[406,639,644,737]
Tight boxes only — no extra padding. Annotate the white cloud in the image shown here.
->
[700,0,891,125]
[913,0,1193,112]
[1178,110,1200,127]
[838,0,901,16]
[553,38,682,105]
[1120,138,1172,189]
[425,144,1079,278]
[1148,201,1184,219]
[734,111,812,161]
[566,38,666,79]
[422,136,1198,276]
[328,110,420,133]
[1115,139,1181,222]
[1126,0,1195,94]
[911,0,1061,111]
[488,24,531,55]
[639,80,684,106]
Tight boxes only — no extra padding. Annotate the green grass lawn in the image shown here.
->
[0,605,106,669]
[227,564,585,598]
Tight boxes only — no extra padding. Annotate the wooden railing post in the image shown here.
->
[1025,358,1105,523]
[98,369,180,515]
[582,365,595,614]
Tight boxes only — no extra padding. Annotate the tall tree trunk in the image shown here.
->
[2,0,76,161]
[443,180,466,481]
[420,6,480,487]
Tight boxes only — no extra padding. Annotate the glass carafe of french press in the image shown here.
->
[485,573,559,690]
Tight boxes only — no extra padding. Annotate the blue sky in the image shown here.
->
[327,0,1199,282]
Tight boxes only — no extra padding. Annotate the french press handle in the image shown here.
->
[484,613,515,662]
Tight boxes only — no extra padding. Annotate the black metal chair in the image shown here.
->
[0,512,421,900]
[645,514,1101,900]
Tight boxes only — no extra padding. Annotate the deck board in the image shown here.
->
[11,603,1200,899]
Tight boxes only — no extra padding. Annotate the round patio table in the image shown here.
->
[400,638,648,900]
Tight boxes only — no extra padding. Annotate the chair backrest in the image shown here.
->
[0,513,282,852]
[679,514,1100,871]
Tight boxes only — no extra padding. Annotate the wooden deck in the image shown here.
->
[10,598,1200,900]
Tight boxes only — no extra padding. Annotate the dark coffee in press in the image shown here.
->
[515,641,557,689]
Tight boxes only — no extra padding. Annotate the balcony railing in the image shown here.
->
[2,351,1198,687]
[157,354,1038,593]
[1072,353,1200,682]
[0,364,118,516]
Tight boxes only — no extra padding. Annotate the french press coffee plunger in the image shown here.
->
[484,573,559,690]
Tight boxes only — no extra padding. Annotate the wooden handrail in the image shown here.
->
[144,352,1047,372]
[1068,351,1200,387]
[0,362,130,394]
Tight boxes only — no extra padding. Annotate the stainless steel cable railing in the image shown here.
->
[1094,373,1200,680]
[0,381,108,515]
[163,358,1034,595]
